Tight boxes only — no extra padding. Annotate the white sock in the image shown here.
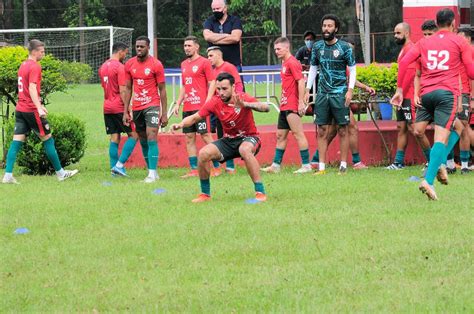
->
[56,168,66,177]
[4,172,12,179]
[447,159,455,168]
[148,169,157,177]
[340,161,347,168]
[319,162,326,171]
[116,161,124,168]
[462,161,468,168]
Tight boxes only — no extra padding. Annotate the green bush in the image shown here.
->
[356,63,398,97]
[5,113,86,175]
[61,61,93,84]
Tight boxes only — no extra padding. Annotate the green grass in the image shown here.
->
[1,85,473,312]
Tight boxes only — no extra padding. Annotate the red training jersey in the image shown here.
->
[398,30,474,97]
[123,56,165,111]
[213,61,244,93]
[398,42,416,99]
[459,45,474,95]
[181,56,215,112]
[280,55,303,111]
[17,59,42,112]
[99,59,127,114]
[198,93,259,138]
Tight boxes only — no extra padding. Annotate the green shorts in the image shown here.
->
[457,94,470,121]
[417,90,456,129]
[314,93,350,126]
[132,106,160,132]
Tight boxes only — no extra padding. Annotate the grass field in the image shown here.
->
[1,85,473,312]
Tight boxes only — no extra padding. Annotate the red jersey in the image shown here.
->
[397,30,474,97]
[280,55,303,111]
[459,45,474,95]
[124,56,165,111]
[213,61,244,93]
[17,59,42,112]
[398,42,416,99]
[198,93,259,138]
[181,56,214,112]
[99,59,127,114]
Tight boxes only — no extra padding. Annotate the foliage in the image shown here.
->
[356,62,398,97]
[0,46,68,107]
[62,0,109,27]
[61,61,93,84]
[5,113,86,175]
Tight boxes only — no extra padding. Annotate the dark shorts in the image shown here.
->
[277,110,298,130]
[212,136,261,162]
[314,93,350,125]
[104,113,133,135]
[457,94,470,121]
[14,110,51,137]
[182,110,209,134]
[133,106,160,132]
[396,98,415,123]
[417,90,456,129]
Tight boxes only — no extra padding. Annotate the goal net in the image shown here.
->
[0,26,133,82]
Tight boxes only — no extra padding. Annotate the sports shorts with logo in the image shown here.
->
[417,90,456,129]
[314,93,349,125]
[14,110,51,137]
[104,113,133,134]
[132,106,160,132]
[396,98,415,123]
[212,136,261,162]
[182,110,209,134]
[277,110,299,130]
[457,94,470,121]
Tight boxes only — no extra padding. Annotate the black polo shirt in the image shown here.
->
[203,14,243,66]
[295,45,312,66]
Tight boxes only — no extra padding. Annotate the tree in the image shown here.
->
[62,0,108,27]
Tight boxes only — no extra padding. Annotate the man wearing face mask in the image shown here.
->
[386,22,418,171]
[203,0,243,72]
[295,30,316,71]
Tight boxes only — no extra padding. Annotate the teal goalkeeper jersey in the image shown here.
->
[310,39,355,94]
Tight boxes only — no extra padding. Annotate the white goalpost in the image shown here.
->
[0,26,133,82]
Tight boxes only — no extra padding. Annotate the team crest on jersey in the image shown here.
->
[145,68,151,75]
[234,107,241,114]
[333,49,340,58]
[282,66,286,74]
[192,65,198,73]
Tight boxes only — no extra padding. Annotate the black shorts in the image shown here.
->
[182,110,209,134]
[104,113,133,135]
[133,106,160,132]
[212,136,261,162]
[277,110,298,130]
[457,94,470,121]
[14,110,51,137]
[396,99,415,123]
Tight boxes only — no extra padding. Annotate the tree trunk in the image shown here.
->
[188,0,193,35]
[79,0,86,63]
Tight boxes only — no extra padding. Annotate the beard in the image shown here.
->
[395,37,406,45]
[221,95,232,103]
[323,31,336,41]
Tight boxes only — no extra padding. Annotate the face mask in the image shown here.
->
[305,40,315,49]
[213,11,224,20]
[395,37,406,45]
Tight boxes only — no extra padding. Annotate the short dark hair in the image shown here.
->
[436,8,455,28]
[112,42,128,53]
[458,27,472,39]
[184,35,200,45]
[321,14,340,31]
[136,36,150,46]
[216,72,235,85]
[421,20,437,31]
[303,30,316,40]
[28,39,44,53]
[274,37,290,45]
